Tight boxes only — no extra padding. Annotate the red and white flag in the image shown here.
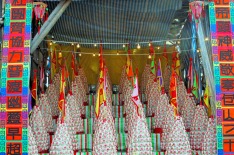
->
[131,75,141,106]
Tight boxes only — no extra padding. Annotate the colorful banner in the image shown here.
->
[0,0,32,154]
[209,1,234,154]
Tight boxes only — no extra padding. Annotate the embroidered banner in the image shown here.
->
[210,1,234,154]
[0,0,32,154]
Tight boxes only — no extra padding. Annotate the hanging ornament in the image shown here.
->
[189,1,205,30]
[33,2,48,34]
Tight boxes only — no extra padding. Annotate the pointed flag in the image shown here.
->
[170,70,178,116]
[131,70,141,116]
[51,49,57,78]
[204,82,211,117]
[58,65,66,121]
[192,70,199,100]
[31,70,37,103]
[95,44,107,118]
[126,44,134,81]
[157,58,164,92]
[175,53,181,76]
[149,42,156,75]
[187,58,193,93]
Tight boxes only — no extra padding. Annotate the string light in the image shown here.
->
[79,53,82,56]
[77,44,80,48]
[98,53,101,56]
[157,47,160,49]
[177,41,180,44]
[94,44,97,47]
[123,44,125,48]
[148,54,152,59]
[137,44,140,49]
[197,49,200,53]
[71,43,74,46]
[117,51,119,55]
[205,37,209,41]
[93,53,96,56]
[49,42,52,45]
[149,43,151,46]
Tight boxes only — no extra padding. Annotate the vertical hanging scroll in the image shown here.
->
[210,1,234,154]
[0,0,32,154]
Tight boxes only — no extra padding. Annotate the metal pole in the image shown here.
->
[31,0,71,53]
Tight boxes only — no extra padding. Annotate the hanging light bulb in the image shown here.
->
[98,53,101,57]
[93,53,96,56]
[137,44,140,49]
[149,43,151,46]
[148,54,152,59]
[197,49,200,53]
[94,44,97,47]
[177,41,180,44]
[205,37,209,41]
[117,51,119,55]
[77,44,80,48]
[79,53,82,56]
[123,44,125,48]
[157,47,160,49]
[49,42,52,45]
[71,43,74,46]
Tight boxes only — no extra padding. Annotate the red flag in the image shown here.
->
[31,70,37,101]
[58,65,66,121]
[187,58,193,93]
[170,70,178,116]
[40,65,44,93]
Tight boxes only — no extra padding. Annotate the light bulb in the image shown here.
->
[49,42,52,45]
[137,44,140,49]
[117,51,119,55]
[79,53,82,56]
[71,43,74,46]
[123,44,125,48]
[98,53,101,57]
[197,49,200,53]
[149,43,151,46]
[77,44,80,48]
[205,37,209,41]
[93,53,96,56]
[177,41,180,44]
[94,44,97,47]
[148,55,152,59]
[157,47,160,49]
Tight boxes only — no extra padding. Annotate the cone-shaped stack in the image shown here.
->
[28,125,39,155]
[145,74,155,101]
[202,117,217,155]
[39,94,54,133]
[78,67,89,94]
[177,81,187,114]
[190,105,208,150]
[163,65,171,93]
[154,93,170,130]
[119,65,127,94]
[66,92,83,133]
[161,104,175,151]
[126,105,153,155]
[181,94,196,131]
[147,80,161,116]
[166,116,192,155]
[65,94,79,151]
[93,106,117,155]
[46,73,60,117]
[29,106,50,152]
[141,64,150,96]
[50,122,73,155]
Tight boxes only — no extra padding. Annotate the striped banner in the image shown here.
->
[76,134,93,152]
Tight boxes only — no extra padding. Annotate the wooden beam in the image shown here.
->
[31,0,71,53]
